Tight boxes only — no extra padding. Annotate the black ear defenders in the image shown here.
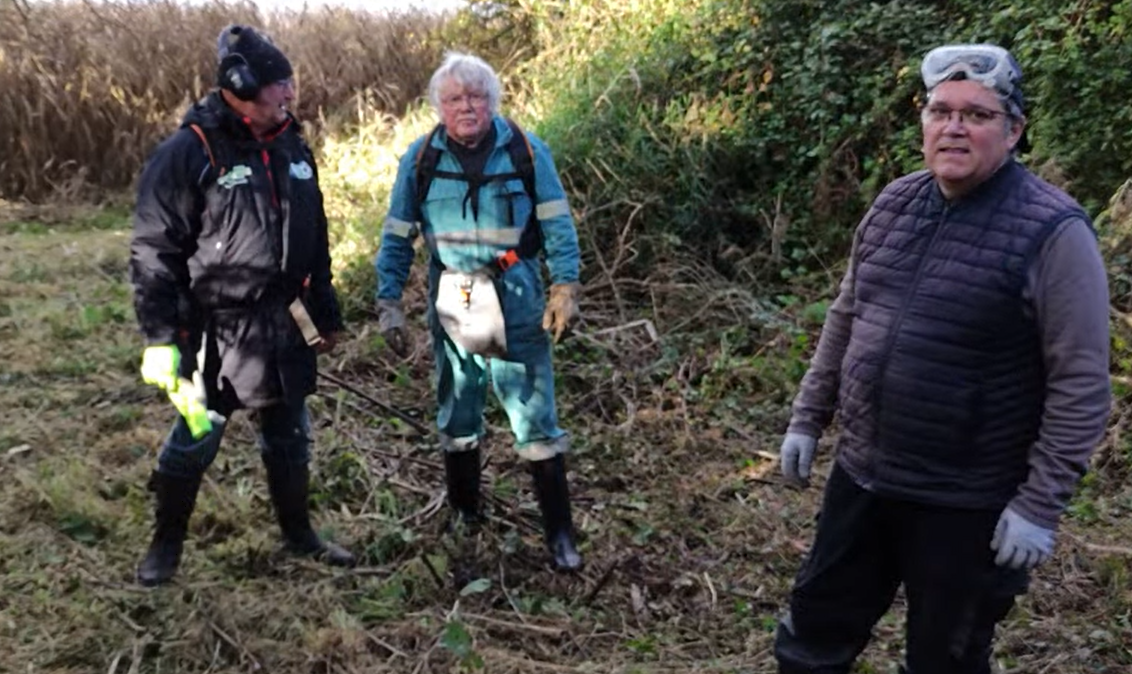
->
[217,28,260,101]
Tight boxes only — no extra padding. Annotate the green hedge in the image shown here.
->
[510,0,1132,280]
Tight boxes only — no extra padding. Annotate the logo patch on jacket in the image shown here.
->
[290,161,313,180]
[216,165,252,189]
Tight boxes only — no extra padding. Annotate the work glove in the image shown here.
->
[166,373,213,439]
[991,506,1055,570]
[316,331,338,354]
[542,282,580,343]
[140,344,181,392]
[377,298,408,357]
[140,345,213,439]
[780,432,818,487]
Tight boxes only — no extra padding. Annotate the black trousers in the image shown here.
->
[775,463,1029,674]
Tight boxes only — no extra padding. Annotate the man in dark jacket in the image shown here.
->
[773,44,1111,673]
[129,24,354,586]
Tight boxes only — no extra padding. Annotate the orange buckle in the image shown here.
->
[497,249,520,272]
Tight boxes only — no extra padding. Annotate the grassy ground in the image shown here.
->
[1,216,1130,674]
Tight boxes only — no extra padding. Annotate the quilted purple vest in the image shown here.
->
[836,161,1087,509]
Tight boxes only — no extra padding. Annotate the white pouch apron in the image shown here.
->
[434,269,508,358]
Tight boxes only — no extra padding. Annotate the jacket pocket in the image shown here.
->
[492,178,531,229]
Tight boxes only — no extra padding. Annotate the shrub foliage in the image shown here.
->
[514,0,1132,280]
[1,0,1130,279]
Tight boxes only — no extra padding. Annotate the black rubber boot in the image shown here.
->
[529,454,583,572]
[263,459,355,567]
[444,449,483,529]
[137,471,202,587]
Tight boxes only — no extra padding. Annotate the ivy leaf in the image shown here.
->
[440,620,473,658]
[459,578,492,596]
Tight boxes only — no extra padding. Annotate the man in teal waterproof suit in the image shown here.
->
[375,51,583,572]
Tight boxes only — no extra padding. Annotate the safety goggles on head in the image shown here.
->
[921,44,1020,98]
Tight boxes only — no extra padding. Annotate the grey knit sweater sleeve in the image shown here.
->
[1013,216,1112,529]
[786,231,859,439]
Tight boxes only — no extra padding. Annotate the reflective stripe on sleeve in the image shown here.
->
[383,216,418,238]
[536,199,571,220]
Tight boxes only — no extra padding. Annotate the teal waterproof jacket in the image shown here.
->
[375,115,579,320]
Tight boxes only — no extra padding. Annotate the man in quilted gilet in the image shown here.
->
[773,44,1110,673]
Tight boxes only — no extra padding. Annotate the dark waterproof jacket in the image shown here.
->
[130,91,342,410]
[836,161,1087,510]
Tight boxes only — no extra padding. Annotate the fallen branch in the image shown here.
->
[206,618,262,671]
[582,555,627,606]
[366,633,409,660]
[1064,532,1132,557]
[588,318,659,343]
[396,491,445,526]
[420,552,446,589]
[363,444,442,472]
[475,647,586,673]
[317,371,430,435]
[460,611,565,637]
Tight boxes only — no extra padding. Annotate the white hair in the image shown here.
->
[427,51,502,115]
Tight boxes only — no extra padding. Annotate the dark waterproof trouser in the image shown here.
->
[774,463,1029,674]
[156,400,312,478]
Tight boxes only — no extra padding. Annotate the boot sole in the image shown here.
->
[136,569,177,587]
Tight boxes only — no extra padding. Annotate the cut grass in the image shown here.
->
[1,220,1130,673]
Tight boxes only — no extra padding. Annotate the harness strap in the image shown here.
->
[414,118,542,273]
[187,123,221,174]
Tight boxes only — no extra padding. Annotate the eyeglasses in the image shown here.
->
[921,104,1011,127]
[440,92,489,108]
[921,44,1020,98]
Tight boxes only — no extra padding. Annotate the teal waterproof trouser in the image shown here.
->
[427,281,567,460]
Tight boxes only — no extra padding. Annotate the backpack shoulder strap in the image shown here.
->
[414,124,444,205]
[188,124,215,168]
[502,117,543,259]
[187,123,228,187]
[503,117,536,200]
[413,119,545,269]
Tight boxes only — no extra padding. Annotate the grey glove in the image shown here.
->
[780,432,818,487]
[376,298,408,357]
[991,506,1055,570]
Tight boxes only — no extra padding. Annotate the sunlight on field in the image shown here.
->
[4,211,1132,673]
[317,103,438,269]
[0,222,810,673]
